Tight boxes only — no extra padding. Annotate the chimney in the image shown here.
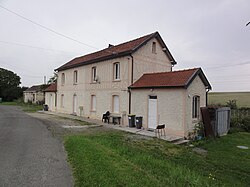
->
[108,44,114,48]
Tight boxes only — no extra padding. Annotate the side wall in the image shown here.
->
[131,88,185,136]
[185,76,206,136]
[133,38,172,82]
[55,37,174,124]
[45,92,57,112]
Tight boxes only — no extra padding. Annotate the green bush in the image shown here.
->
[241,117,250,132]
[230,116,250,132]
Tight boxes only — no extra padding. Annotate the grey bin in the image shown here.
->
[136,116,143,129]
[0,98,2,103]
[43,104,48,111]
[128,115,136,127]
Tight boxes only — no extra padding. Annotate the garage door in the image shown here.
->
[148,95,157,129]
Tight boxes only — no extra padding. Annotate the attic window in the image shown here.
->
[113,62,120,80]
[152,42,156,53]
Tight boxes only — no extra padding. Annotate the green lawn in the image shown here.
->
[64,131,250,187]
[0,101,43,112]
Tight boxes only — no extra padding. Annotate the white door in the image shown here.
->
[148,96,157,129]
[113,95,119,113]
[73,95,77,114]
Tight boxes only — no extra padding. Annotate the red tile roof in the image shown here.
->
[44,83,57,92]
[56,32,176,71]
[129,68,211,89]
[24,84,49,92]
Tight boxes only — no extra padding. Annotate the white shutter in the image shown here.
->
[113,95,119,113]
[73,95,77,113]
[92,95,96,111]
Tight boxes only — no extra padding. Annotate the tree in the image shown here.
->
[0,68,21,101]
[47,72,58,84]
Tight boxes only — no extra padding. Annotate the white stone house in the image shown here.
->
[23,85,48,104]
[52,31,211,137]
[129,68,211,137]
[44,83,57,111]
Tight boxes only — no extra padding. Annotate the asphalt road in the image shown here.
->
[0,106,73,187]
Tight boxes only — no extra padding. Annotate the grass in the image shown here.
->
[57,116,96,126]
[64,131,250,187]
[0,101,43,112]
[208,92,250,108]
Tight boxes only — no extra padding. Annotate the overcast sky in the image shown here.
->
[0,0,249,92]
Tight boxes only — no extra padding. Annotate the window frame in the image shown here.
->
[92,67,97,83]
[91,95,96,111]
[192,95,200,119]
[73,70,78,84]
[112,95,120,113]
[113,62,120,81]
[60,94,64,108]
[61,73,65,85]
[152,41,156,54]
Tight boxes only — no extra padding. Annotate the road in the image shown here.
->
[0,106,73,187]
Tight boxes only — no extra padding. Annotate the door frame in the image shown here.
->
[147,95,158,129]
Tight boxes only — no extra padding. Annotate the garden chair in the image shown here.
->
[102,111,110,123]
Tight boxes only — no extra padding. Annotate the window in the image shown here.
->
[113,95,119,113]
[73,70,78,84]
[152,42,156,53]
[61,73,65,85]
[92,67,97,83]
[113,62,120,80]
[91,95,96,111]
[192,95,200,119]
[61,94,64,108]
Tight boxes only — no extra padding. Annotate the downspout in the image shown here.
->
[128,54,134,114]
[130,54,134,85]
[206,88,210,106]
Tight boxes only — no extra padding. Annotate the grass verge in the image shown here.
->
[57,116,96,126]
[0,101,43,112]
[64,131,250,187]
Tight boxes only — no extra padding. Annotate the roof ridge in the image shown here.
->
[112,32,156,48]
[143,68,200,75]
[71,32,157,60]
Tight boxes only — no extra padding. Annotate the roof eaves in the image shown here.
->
[55,51,132,71]
[129,85,185,89]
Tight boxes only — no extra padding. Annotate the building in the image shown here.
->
[44,83,57,111]
[50,31,211,137]
[23,85,48,104]
[129,68,211,136]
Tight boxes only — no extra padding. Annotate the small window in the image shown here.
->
[149,95,157,99]
[113,95,119,113]
[92,67,97,83]
[61,94,64,108]
[152,42,156,53]
[113,62,120,80]
[91,95,96,111]
[61,73,65,85]
[192,95,200,119]
[73,70,78,84]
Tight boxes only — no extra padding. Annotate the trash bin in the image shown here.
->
[43,104,48,111]
[0,98,2,103]
[128,114,136,127]
[136,116,143,129]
